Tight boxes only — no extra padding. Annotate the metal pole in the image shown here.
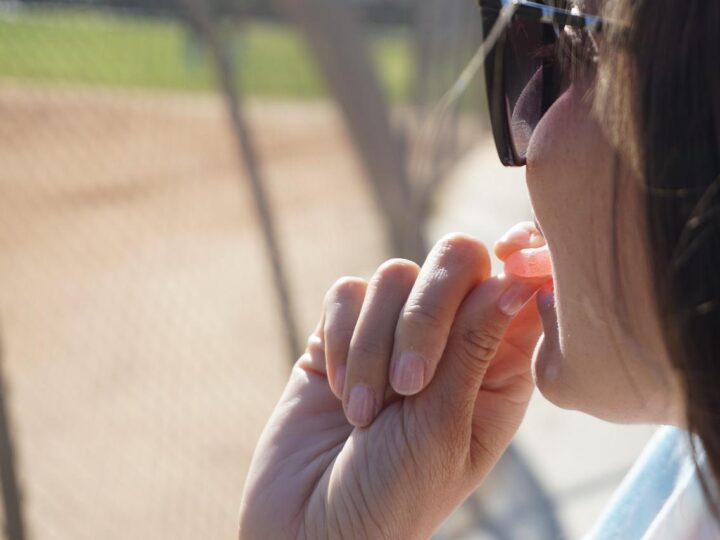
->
[181,1,302,363]
[0,333,25,540]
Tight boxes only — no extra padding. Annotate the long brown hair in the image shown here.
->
[596,0,720,512]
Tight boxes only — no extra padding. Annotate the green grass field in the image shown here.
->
[0,8,412,101]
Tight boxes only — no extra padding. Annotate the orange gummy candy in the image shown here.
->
[504,245,553,282]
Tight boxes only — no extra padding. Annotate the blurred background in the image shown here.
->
[0,0,657,538]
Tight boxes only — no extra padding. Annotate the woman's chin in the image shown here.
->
[532,335,566,404]
[529,289,676,423]
[530,289,574,410]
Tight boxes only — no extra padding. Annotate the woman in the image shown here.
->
[239,0,720,537]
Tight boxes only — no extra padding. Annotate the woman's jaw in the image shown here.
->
[495,218,684,425]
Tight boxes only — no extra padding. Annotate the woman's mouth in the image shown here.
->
[494,221,553,287]
[495,221,560,377]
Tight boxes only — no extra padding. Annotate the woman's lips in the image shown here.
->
[496,221,560,378]
[495,218,557,329]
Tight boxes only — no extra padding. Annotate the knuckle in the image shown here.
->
[324,322,355,345]
[403,301,446,331]
[455,325,501,367]
[305,333,325,355]
[348,337,385,361]
[301,336,326,372]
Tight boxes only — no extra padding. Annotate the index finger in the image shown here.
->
[389,233,491,395]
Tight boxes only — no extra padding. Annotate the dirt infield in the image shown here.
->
[0,82,665,540]
[0,84,387,539]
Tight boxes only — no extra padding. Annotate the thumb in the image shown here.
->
[417,275,539,421]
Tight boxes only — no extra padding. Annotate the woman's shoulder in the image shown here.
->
[585,426,720,540]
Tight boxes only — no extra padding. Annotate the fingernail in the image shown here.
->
[346,384,375,426]
[391,351,425,395]
[498,282,540,316]
[334,365,346,397]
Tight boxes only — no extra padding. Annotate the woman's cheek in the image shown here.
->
[524,83,678,423]
[524,88,588,254]
[522,84,630,416]
[525,86,578,171]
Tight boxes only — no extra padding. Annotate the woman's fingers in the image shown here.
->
[478,290,543,404]
[342,259,419,427]
[324,232,538,429]
[419,276,540,436]
[421,277,517,405]
[388,234,491,396]
[501,292,544,359]
[323,277,368,398]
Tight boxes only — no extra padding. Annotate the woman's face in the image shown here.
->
[524,81,683,424]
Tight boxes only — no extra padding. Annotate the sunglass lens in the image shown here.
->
[503,18,557,161]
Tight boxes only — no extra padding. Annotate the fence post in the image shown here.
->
[0,332,25,540]
[271,0,428,263]
[181,0,302,363]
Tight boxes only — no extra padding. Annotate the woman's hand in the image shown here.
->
[239,230,544,540]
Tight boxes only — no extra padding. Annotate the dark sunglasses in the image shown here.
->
[479,0,606,166]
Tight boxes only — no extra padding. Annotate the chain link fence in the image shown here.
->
[0,1,563,538]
